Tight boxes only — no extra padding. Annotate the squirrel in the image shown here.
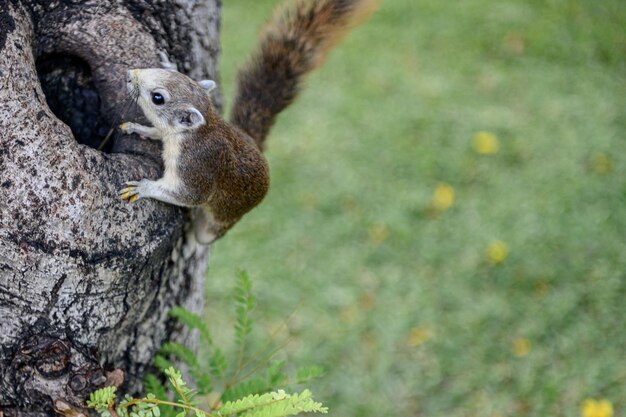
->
[118,0,380,244]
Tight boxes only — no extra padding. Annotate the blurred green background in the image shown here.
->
[205,0,626,416]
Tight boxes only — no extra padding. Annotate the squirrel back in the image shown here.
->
[230,0,380,149]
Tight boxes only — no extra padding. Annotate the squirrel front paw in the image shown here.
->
[119,122,162,141]
[119,122,138,135]
[120,180,149,203]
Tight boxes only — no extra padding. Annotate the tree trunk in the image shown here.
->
[0,0,221,415]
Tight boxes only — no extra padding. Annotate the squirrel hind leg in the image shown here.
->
[192,208,229,245]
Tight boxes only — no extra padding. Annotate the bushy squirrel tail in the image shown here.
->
[230,0,380,148]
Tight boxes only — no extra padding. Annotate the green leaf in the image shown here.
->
[222,376,269,403]
[87,386,117,413]
[220,390,327,417]
[235,272,256,344]
[169,307,213,347]
[209,348,228,379]
[266,360,286,387]
[165,367,196,407]
[116,397,131,417]
[159,342,212,394]
[295,366,325,384]
[153,354,174,373]
[160,342,200,368]
[193,372,213,396]
[234,271,256,370]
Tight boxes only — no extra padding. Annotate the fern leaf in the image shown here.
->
[169,307,213,347]
[153,355,173,373]
[193,373,214,396]
[143,374,168,403]
[234,271,255,346]
[209,348,228,379]
[266,360,287,387]
[220,390,327,417]
[242,390,327,417]
[220,391,282,415]
[295,366,325,384]
[87,386,117,413]
[221,376,268,403]
[144,374,179,417]
[159,342,213,393]
[160,342,200,368]
[164,367,196,406]
[234,271,256,372]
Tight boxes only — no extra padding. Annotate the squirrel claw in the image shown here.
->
[118,122,160,140]
[120,181,141,202]
[119,122,138,137]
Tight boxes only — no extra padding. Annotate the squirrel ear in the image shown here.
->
[198,80,217,92]
[175,107,205,129]
[158,51,178,71]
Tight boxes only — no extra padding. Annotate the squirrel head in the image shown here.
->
[127,68,217,135]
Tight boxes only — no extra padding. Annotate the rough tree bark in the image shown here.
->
[0,0,221,415]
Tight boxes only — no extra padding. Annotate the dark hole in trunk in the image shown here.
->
[36,54,113,152]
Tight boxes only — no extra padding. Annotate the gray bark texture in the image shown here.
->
[0,0,221,415]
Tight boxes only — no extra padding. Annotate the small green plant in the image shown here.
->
[87,367,327,417]
[88,272,326,417]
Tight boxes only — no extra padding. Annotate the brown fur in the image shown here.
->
[230,0,380,149]
[178,105,269,239]
[135,70,270,225]
[193,0,378,238]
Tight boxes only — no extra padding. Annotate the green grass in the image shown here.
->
[205,1,626,416]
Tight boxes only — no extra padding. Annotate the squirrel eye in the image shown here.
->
[151,92,165,105]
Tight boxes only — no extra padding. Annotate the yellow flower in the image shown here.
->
[534,281,549,297]
[298,192,318,210]
[486,240,508,264]
[592,153,612,174]
[512,337,531,357]
[358,292,376,311]
[473,131,499,155]
[503,31,525,55]
[581,399,613,417]
[340,304,359,325]
[432,183,455,211]
[368,223,389,244]
[406,325,434,347]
